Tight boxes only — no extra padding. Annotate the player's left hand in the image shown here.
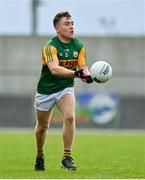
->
[81,75,93,83]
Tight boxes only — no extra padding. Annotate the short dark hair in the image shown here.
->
[53,11,71,27]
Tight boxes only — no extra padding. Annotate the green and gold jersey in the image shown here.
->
[37,36,86,94]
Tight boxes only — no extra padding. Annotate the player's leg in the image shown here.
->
[35,109,53,156]
[34,109,53,171]
[56,93,77,171]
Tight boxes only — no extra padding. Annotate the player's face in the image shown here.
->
[55,17,74,41]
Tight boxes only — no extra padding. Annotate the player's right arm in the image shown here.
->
[42,45,75,78]
[42,45,85,79]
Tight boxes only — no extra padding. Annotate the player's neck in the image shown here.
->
[57,35,72,44]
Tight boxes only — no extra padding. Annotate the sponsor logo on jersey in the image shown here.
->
[59,59,77,70]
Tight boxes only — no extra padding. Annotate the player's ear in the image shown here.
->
[55,24,60,33]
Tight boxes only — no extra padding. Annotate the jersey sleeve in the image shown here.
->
[77,47,86,66]
[42,45,58,64]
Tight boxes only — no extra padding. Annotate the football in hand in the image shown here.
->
[90,60,112,83]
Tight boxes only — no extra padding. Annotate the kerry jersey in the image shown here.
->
[37,36,86,94]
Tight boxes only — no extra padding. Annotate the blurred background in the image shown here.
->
[0,0,145,129]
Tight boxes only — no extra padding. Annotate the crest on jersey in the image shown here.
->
[73,51,78,58]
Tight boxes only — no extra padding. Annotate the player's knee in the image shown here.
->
[36,125,48,134]
[65,114,74,124]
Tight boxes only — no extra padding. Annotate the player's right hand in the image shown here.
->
[75,69,93,83]
[75,69,85,78]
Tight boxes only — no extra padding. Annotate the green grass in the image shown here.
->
[0,130,145,179]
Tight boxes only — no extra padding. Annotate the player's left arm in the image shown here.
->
[77,47,93,83]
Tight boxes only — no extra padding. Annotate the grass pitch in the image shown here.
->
[0,130,145,179]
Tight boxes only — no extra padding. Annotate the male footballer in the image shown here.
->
[34,11,93,171]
